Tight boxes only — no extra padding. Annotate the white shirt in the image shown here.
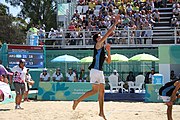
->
[26,73,32,82]
[52,72,63,81]
[66,72,76,82]
[40,73,50,81]
[11,65,27,83]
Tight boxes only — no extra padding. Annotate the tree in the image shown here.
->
[0,3,27,44]
[5,0,57,31]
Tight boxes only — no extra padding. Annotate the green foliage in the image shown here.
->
[0,3,27,44]
[6,0,57,31]
[0,3,8,16]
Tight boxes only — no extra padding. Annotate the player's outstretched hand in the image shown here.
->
[113,14,121,24]
[105,43,111,52]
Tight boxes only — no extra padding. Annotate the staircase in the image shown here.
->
[152,3,174,44]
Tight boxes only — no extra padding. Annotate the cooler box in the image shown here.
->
[152,74,163,84]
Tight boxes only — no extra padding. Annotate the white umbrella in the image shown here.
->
[51,54,80,73]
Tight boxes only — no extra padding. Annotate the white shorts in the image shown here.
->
[160,96,171,102]
[90,69,105,84]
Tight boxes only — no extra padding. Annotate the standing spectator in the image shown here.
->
[11,59,27,109]
[24,69,34,102]
[66,68,76,82]
[135,24,142,44]
[170,70,177,81]
[152,9,160,22]
[40,68,50,82]
[48,28,56,38]
[52,68,63,82]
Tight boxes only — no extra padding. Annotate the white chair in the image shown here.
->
[77,5,83,14]
[128,75,145,93]
[83,5,89,13]
[108,75,125,93]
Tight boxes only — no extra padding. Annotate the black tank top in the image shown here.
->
[159,79,179,96]
[88,44,106,71]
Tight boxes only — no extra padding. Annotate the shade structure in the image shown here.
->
[111,54,129,62]
[51,54,80,73]
[129,53,159,62]
[80,56,93,63]
[51,54,80,62]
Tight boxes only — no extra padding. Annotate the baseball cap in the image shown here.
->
[56,68,60,71]
[19,59,26,63]
[43,68,47,72]
[113,70,117,73]
[151,68,154,71]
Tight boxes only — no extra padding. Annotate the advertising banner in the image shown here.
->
[37,82,98,101]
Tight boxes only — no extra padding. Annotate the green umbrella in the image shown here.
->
[111,54,129,62]
[80,56,93,63]
[129,53,159,61]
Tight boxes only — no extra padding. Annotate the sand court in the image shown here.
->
[0,101,180,120]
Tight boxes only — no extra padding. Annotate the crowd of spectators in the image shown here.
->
[67,0,163,44]
[26,0,180,46]
[40,68,88,82]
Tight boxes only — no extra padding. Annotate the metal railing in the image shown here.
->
[27,28,180,48]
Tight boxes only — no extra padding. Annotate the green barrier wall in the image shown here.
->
[29,69,43,89]
[37,82,98,101]
[145,84,163,103]
[145,84,180,104]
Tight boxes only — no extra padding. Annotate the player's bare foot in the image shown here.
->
[99,113,107,120]
[72,100,78,110]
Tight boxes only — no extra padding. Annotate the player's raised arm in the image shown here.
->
[105,44,111,64]
[97,14,121,46]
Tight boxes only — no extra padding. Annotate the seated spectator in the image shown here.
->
[110,70,120,80]
[52,68,64,82]
[172,5,180,19]
[40,68,50,82]
[79,68,88,82]
[170,70,177,81]
[124,71,135,91]
[148,67,155,84]
[170,15,179,28]
[48,28,56,38]
[126,71,135,82]
[66,68,76,82]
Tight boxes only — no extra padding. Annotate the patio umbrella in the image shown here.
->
[129,53,159,74]
[111,54,129,62]
[51,54,80,62]
[51,54,80,73]
[129,53,159,62]
[80,56,93,63]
